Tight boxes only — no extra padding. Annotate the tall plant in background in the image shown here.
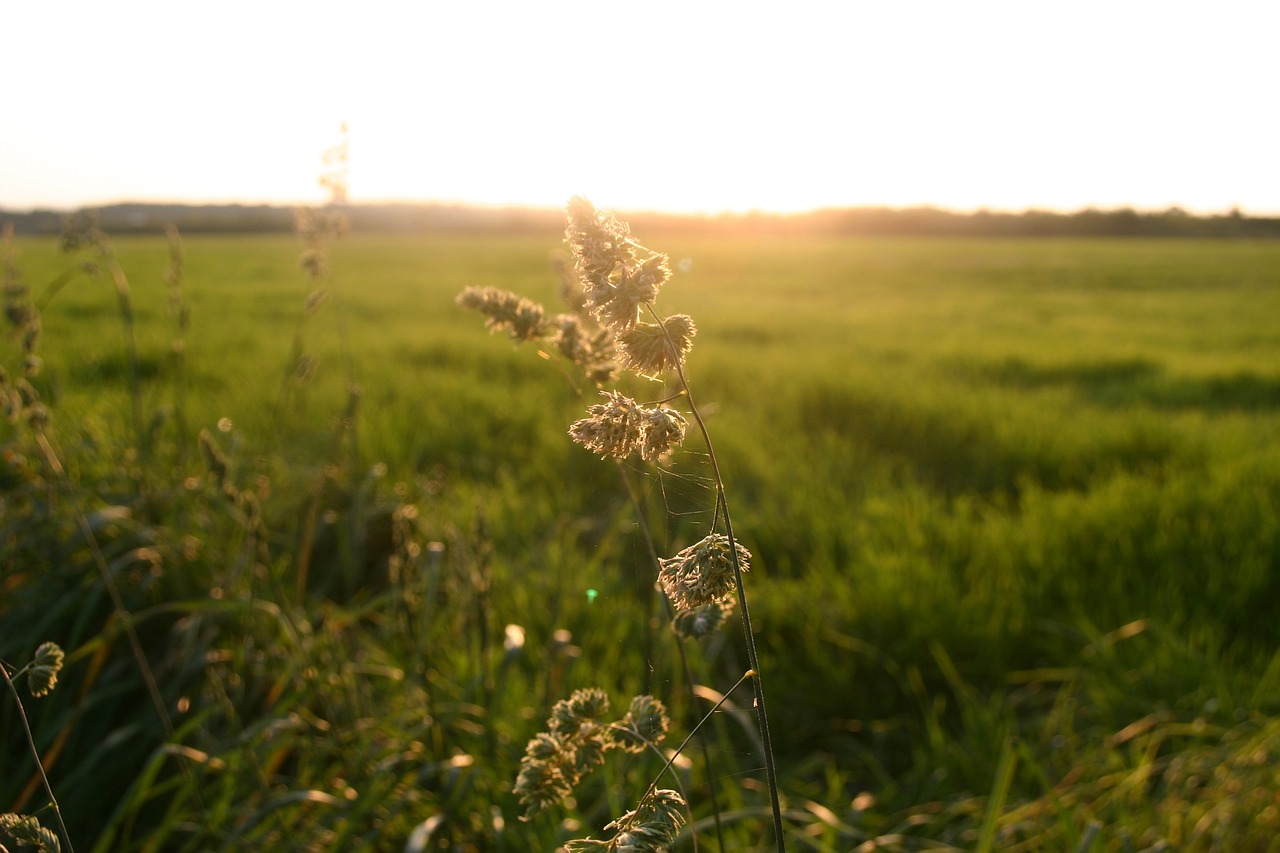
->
[460,198,785,850]
[2,218,193,852]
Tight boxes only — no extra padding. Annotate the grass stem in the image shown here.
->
[669,351,787,852]
[1,662,75,853]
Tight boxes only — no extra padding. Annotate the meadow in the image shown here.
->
[3,224,1280,851]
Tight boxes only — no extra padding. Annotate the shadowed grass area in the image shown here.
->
[3,230,1280,850]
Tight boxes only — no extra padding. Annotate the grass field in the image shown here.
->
[3,227,1280,851]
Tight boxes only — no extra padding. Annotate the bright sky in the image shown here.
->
[3,0,1277,215]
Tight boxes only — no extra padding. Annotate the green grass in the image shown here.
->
[4,229,1280,851]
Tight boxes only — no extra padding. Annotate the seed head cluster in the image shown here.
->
[0,813,61,853]
[27,641,65,698]
[462,201,755,636]
[2,228,48,427]
[564,196,664,332]
[659,534,751,613]
[463,200,764,843]
[549,313,617,384]
[564,787,687,851]
[294,207,347,280]
[671,599,735,639]
[568,390,687,462]
[456,286,548,342]
[513,688,670,819]
[617,314,697,376]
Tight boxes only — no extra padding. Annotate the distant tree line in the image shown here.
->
[2,201,1278,239]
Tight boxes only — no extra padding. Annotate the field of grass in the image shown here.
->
[3,225,1280,851]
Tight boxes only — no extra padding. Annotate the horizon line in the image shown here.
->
[3,196,1277,220]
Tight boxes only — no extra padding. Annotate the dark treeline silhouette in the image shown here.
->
[3,201,1279,239]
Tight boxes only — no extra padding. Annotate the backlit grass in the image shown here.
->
[4,228,1279,850]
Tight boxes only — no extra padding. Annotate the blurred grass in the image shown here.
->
[3,230,1280,850]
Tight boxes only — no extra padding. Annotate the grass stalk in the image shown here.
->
[104,258,144,453]
[975,736,1018,853]
[30,424,209,830]
[163,224,190,460]
[669,350,786,852]
[639,667,756,805]
[1,661,75,853]
[618,463,727,850]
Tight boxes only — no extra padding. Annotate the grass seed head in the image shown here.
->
[671,599,734,638]
[28,641,64,697]
[638,406,687,462]
[0,813,60,852]
[512,756,573,816]
[659,534,750,612]
[617,314,696,375]
[608,695,670,754]
[561,686,611,724]
[456,286,548,342]
[569,393,688,461]
[588,788,687,852]
[565,197,670,332]
[565,196,635,284]
[550,313,619,383]
[569,391,644,459]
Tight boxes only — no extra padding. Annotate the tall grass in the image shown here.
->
[459,198,788,850]
[3,220,1280,850]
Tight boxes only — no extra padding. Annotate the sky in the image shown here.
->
[2,0,1277,216]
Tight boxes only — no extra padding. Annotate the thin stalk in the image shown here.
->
[602,670,755,853]
[655,308,786,851]
[164,225,190,462]
[618,463,725,851]
[103,257,144,454]
[638,668,756,802]
[1,662,75,853]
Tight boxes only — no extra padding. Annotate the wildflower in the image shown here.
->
[658,534,750,613]
[617,314,696,376]
[27,642,64,698]
[456,286,547,342]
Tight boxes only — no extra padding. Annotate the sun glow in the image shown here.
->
[3,0,1278,215]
